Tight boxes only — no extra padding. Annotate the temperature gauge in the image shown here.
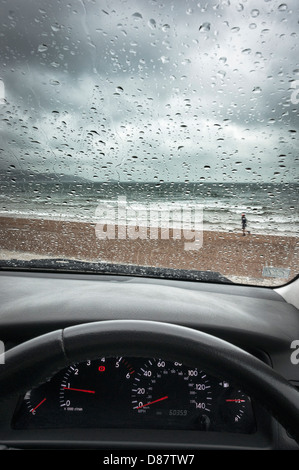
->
[24,389,48,416]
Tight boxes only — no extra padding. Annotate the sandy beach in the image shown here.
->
[0,216,298,286]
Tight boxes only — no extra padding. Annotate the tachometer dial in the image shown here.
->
[131,359,213,430]
[59,357,135,426]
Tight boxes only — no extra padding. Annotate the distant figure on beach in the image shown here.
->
[241,213,247,236]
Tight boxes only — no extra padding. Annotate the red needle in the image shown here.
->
[136,395,168,409]
[31,398,47,413]
[63,387,95,394]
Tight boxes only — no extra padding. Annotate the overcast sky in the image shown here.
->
[0,0,298,183]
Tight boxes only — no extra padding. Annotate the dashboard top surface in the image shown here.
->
[0,271,297,349]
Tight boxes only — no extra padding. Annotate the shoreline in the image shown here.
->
[0,212,297,238]
[0,216,298,286]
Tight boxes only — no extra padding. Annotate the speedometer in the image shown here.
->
[131,359,213,430]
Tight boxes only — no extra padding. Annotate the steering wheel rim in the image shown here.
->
[1,320,299,445]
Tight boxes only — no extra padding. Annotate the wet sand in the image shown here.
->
[0,216,298,285]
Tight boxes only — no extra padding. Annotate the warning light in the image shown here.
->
[98,365,105,372]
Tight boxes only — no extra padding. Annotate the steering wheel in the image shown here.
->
[1,320,299,445]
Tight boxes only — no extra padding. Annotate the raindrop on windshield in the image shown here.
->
[251,9,260,18]
[38,44,48,52]
[51,23,61,32]
[132,12,143,19]
[278,4,288,12]
[199,22,211,32]
[49,79,60,86]
[148,19,156,29]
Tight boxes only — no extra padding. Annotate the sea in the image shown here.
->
[0,181,298,237]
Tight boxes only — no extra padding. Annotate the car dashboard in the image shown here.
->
[0,269,298,451]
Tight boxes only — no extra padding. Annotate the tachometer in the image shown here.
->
[131,359,214,430]
[59,357,135,426]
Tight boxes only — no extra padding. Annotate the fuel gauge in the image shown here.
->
[218,381,256,433]
[224,390,248,424]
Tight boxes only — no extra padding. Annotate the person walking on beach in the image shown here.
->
[241,213,247,236]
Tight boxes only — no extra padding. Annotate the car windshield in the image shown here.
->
[0,0,298,286]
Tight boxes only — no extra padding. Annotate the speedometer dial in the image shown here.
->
[131,359,213,430]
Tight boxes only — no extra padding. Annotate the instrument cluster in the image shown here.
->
[13,356,256,434]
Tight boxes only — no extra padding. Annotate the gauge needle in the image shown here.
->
[63,387,95,394]
[135,395,168,409]
[31,398,47,413]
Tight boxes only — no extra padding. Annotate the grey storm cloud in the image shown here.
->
[0,0,298,183]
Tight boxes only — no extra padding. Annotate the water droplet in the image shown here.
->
[132,12,143,19]
[162,24,170,32]
[252,86,262,94]
[148,19,156,29]
[217,70,226,79]
[199,22,211,32]
[51,24,61,32]
[278,4,288,12]
[251,9,260,17]
[38,44,48,52]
